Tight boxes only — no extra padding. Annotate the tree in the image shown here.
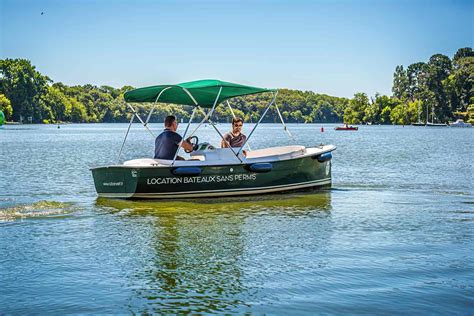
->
[453,47,474,68]
[448,56,473,112]
[344,92,369,124]
[39,86,74,123]
[0,59,51,122]
[406,62,428,101]
[426,54,452,122]
[392,65,409,100]
[380,106,391,124]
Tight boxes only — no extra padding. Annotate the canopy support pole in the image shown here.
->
[226,100,236,118]
[117,114,135,163]
[188,86,222,137]
[145,86,173,125]
[127,103,155,139]
[208,119,243,164]
[171,107,197,166]
[275,103,296,141]
[237,91,278,156]
[170,87,201,166]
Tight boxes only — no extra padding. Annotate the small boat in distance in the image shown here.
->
[335,124,358,131]
[426,122,448,127]
[449,119,472,127]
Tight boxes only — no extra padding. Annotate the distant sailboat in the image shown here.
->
[412,103,447,127]
[426,104,447,127]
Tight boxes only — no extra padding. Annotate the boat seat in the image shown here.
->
[245,145,306,159]
[123,158,170,166]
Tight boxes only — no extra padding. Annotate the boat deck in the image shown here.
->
[120,145,336,168]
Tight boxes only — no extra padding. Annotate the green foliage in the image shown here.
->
[390,48,472,124]
[392,65,409,100]
[344,93,369,124]
[0,93,13,120]
[0,58,50,122]
[468,104,474,124]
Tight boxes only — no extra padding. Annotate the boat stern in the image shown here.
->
[91,166,139,198]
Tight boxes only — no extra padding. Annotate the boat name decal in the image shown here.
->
[147,174,257,185]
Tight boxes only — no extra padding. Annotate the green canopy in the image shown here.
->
[0,110,4,126]
[124,79,275,107]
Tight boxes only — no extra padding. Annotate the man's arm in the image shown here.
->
[221,133,230,148]
[221,139,229,148]
[180,138,194,152]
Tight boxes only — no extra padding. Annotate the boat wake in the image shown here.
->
[0,200,73,222]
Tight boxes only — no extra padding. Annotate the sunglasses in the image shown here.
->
[233,124,243,127]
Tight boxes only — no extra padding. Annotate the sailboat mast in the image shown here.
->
[426,103,429,124]
[417,101,421,123]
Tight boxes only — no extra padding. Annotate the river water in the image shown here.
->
[0,123,473,314]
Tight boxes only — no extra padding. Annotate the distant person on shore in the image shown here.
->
[221,117,247,149]
[154,115,193,160]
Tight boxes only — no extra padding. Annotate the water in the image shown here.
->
[1,123,473,314]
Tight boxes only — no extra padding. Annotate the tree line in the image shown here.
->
[0,47,472,125]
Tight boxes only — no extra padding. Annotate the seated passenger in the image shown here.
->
[221,117,247,149]
[154,115,193,160]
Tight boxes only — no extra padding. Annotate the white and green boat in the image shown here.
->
[91,80,335,199]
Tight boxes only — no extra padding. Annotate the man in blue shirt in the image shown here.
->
[154,115,194,160]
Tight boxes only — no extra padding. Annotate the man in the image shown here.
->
[221,117,247,148]
[154,115,194,160]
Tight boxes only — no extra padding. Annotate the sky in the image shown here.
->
[1,0,472,98]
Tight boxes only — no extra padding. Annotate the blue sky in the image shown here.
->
[1,0,472,98]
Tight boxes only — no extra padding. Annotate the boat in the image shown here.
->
[91,80,336,199]
[335,124,358,131]
[411,102,448,127]
[449,119,472,128]
[426,104,447,127]
[426,122,447,127]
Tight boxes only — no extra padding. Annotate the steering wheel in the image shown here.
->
[185,135,199,153]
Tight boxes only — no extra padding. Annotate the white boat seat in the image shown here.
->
[245,145,306,159]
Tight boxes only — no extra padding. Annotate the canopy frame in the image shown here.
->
[117,80,296,164]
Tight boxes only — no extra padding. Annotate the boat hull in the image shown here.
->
[91,155,332,199]
[426,122,447,127]
[335,127,358,131]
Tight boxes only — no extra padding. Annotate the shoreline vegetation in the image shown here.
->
[0,47,472,125]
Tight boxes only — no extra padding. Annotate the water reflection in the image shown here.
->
[95,191,332,313]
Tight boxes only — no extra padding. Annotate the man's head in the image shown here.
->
[164,115,178,131]
[232,117,244,135]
